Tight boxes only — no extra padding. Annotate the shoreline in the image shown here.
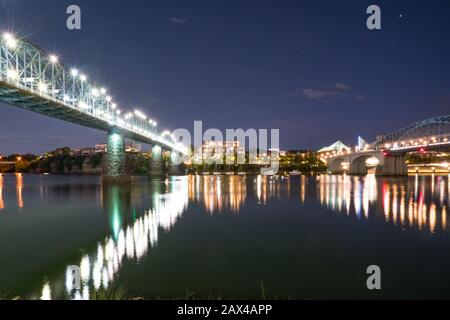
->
[1,171,448,177]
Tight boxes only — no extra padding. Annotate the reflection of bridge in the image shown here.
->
[0,33,187,182]
[325,116,450,175]
[46,177,189,300]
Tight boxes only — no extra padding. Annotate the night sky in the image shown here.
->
[0,0,449,154]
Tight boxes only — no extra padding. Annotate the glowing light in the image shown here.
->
[38,82,47,93]
[78,101,89,109]
[134,110,147,119]
[125,113,132,120]
[49,54,58,64]
[100,88,107,95]
[6,68,18,79]
[93,262,101,290]
[341,162,349,170]
[80,74,87,82]
[91,88,99,96]
[365,157,380,167]
[111,133,122,143]
[152,145,162,154]
[70,69,79,77]
[106,96,112,102]
[3,32,17,49]
[40,283,51,300]
[79,255,91,282]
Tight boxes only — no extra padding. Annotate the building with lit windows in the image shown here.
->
[194,140,246,163]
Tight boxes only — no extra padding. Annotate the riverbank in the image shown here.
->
[407,164,450,175]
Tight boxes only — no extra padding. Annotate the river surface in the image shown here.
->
[0,173,449,299]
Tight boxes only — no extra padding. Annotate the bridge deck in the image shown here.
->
[0,34,186,153]
[0,81,161,145]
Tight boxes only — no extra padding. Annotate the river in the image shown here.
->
[0,173,449,299]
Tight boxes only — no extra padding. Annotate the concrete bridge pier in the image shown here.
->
[149,145,165,176]
[102,132,131,183]
[377,153,408,176]
[168,151,185,175]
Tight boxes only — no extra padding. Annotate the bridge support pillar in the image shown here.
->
[102,132,131,183]
[168,151,185,175]
[378,153,408,176]
[150,145,165,176]
[349,163,367,175]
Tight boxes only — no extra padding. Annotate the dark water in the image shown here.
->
[0,173,449,299]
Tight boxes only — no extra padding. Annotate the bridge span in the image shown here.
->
[323,115,450,176]
[326,150,408,176]
[0,32,187,182]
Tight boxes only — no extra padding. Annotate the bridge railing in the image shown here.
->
[379,116,450,144]
[380,133,450,151]
[0,33,187,154]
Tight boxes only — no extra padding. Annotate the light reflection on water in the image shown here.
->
[58,177,189,300]
[0,173,24,210]
[189,175,247,213]
[315,174,449,233]
[0,174,4,210]
[16,173,24,209]
[188,174,449,235]
[0,173,449,299]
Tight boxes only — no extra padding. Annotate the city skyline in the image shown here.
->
[0,0,450,155]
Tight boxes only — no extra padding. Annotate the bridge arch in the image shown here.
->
[350,154,383,175]
[379,115,450,145]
